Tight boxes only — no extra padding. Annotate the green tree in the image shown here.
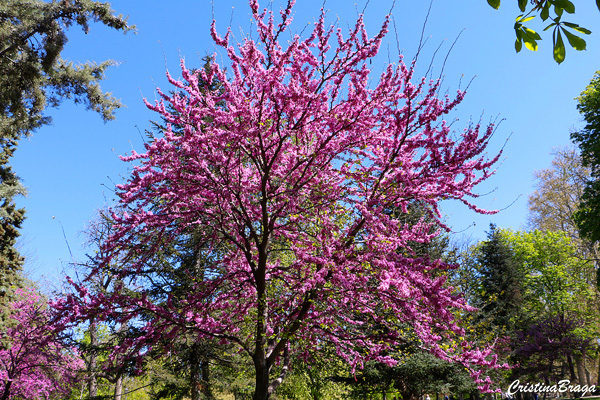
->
[485,0,597,63]
[0,0,132,300]
[572,71,600,245]
[528,147,600,289]
[452,226,525,391]
[506,230,597,324]
[504,229,600,386]
[474,225,526,334]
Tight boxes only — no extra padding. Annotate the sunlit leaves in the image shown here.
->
[487,0,593,62]
[563,29,586,50]
[505,230,598,326]
[515,17,541,52]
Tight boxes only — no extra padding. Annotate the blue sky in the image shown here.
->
[13,0,600,287]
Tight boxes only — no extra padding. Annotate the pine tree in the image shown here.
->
[0,0,132,298]
[476,225,525,333]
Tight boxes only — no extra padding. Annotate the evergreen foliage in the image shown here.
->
[0,0,132,299]
[475,225,525,333]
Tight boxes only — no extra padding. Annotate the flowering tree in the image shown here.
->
[0,288,82,400]
[512,315,591,383]
[64,1,504,398]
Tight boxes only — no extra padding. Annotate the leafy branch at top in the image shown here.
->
[487,0,597,63]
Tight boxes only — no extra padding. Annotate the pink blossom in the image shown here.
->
[0,288,83,400]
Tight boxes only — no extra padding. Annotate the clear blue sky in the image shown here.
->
[13,0,600,287]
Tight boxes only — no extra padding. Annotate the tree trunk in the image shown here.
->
[253,249,270,400]
[253,355,270,400]
[114,374,123,400]
[114,315,126,400]
[567,354,577,381]
[201,359,212,399]
[190,344,201,400]
[585,366,591,388]
[189,344,213,400]
[88,319,98,399]
[597,352,600,388]
[1,381,11,400]
[576,355,587,385]
[582,356,591,386]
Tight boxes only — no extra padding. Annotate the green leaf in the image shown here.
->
[520,16,535,23]
[541,2,551,20]
[564,0,576,13]
[597,0,600,12]
[518,0,527,11]
[518,27,540,51]
[515,27,523,39]
[553,29,566,63]
[515,38,523,52]
[563,22,591,35]
[487,0,501,9]
[575,26,592,34]
[544,23,556,31]
[563,29,587,50]
[554,5,564,16]
[524,39,538,51]
[524,28,542,40]
[552,0,575,13]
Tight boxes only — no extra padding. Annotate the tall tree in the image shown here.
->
[116,58,225,400]
[64,58,227,399]
[527,147,600,292]
[60,1,504,398]
[506,229,598,329]
[505,229,600,386]
[0,0,132,297]
[528,148,596,256]
[572,71,600,244]
[475,225,525,334]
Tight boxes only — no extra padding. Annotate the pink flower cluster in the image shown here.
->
[0,288,83,400]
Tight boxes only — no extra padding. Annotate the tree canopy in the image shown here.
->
[571,71,600,243]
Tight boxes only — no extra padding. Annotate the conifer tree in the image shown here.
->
[0,0,132,297]
[475,225,525,333]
